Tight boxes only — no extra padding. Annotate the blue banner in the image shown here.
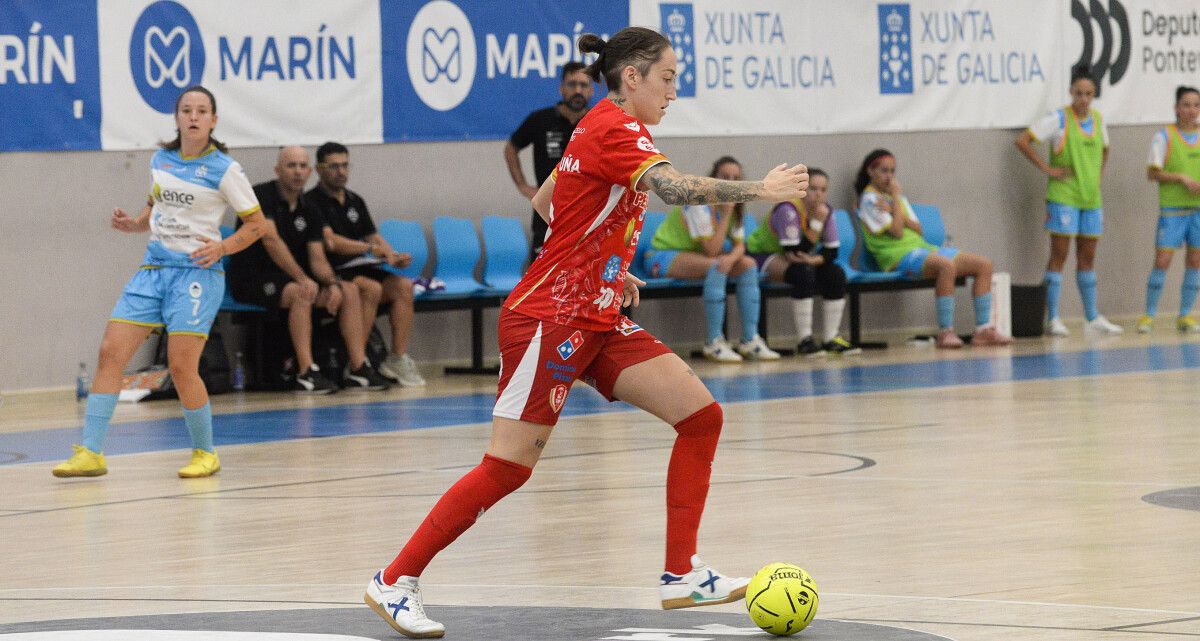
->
[381,0,627,142]
[0,0,101,152]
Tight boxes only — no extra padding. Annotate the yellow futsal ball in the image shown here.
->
[744,563,819,636]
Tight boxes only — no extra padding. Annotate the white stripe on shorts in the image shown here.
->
[493,321,543,420]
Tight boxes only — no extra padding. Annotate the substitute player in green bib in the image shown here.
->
[645,156,780,362]
[1139,86,1200,333]
[1015,64,1122,337]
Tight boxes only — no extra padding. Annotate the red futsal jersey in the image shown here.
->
[505,99,670,331]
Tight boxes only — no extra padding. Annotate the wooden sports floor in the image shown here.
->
[2,323,1198,640]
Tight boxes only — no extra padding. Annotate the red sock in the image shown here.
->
[383,453,532,583]
[665,402,723,575]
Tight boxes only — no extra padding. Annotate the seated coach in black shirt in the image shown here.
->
[229,146,388,392]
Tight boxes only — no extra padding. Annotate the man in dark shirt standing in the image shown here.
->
[229,146,388,392]
[308,141,426,388]
[503,61,595,259]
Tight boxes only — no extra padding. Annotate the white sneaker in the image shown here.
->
[736,335,782,360]
[1047,317,1070,337]
[1084,315,1124,335]
[365,571,445,638]
[660,554,751,610]
[380,353,427,387]
[702,338,743,363]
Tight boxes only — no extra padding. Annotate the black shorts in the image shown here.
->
[229,273,292,309]
[337,265,392,283]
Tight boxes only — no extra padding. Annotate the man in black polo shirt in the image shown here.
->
[228,146,388,393]
[308,141,426,387]
[503,61,595,259]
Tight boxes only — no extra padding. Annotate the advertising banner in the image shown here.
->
[0,0,101,152]
[2,1,1197,152]
[380,0,626,142]
[97,0,383,150]
[630,0,1068,137]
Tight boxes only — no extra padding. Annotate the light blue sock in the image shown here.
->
[735,268,761,342]
[183,401,214,453]
[936,295,955,330]
[81,393,118,453]
[1181,268,1200,316]
[1146,268,1167,316]
[1077,270,1098,321]
[973,292,993,327]
[1044,271,1063,320]
[703,264,728,342]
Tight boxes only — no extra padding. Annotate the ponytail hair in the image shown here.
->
[159,85,229,154]
[854,149,893,196]
[579,27,671,92]
[708,155,744,228]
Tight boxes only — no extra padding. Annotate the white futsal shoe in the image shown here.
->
[1047,317,1070,337]
[660,554,750,610]
[1084,315,1124,336]
[737,335,782,360]
[365,571,445,638]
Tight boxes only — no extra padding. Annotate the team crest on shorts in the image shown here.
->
[557,330,584,360]
[549,384,569,414]
[188,282,203,298]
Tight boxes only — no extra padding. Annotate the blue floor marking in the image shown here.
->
[6,343,1200,466]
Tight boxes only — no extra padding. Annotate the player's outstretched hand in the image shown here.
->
[622,272,644,309]
[111,208,146,233]
[762,163,808,202]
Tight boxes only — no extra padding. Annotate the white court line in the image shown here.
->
[2,585,1197,618]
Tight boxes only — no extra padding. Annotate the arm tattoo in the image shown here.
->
[535,438,546,449]
[644,164,764,206]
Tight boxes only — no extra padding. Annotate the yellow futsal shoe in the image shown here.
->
[52,444,107,477]
[178,449,220,478]
[1137,315,1154,334]
[1177,316,1200,334]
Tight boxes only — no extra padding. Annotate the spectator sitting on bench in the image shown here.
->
[229,146,382,393]
[307,141,425,387]
[748,168,859,357]
[854,148,1013,349]
[645,156,781,362]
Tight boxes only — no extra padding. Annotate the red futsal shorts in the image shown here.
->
[493,308,674,425]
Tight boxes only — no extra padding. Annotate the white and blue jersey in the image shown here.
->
[111,145,260,337]
[143,146,260,268]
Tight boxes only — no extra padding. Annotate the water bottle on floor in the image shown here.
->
[75,362,89,401]
[232,352,246,391]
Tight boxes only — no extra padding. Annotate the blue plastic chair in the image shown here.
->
[377,219,428,281]
[911,203,947,246]
[480,215,527,292]
[431,216,486,294]
[631,211,674,287]
[218,224,266,312]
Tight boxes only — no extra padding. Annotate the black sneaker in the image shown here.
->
[293,365,338,395]
[342,361,391,391]
[823,336,863,356]
[796,336,825,357]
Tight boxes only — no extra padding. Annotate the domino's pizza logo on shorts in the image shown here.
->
[129,1,206,114]
[556,330,584,360]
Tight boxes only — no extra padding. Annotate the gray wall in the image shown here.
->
[0,124,1168,391]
